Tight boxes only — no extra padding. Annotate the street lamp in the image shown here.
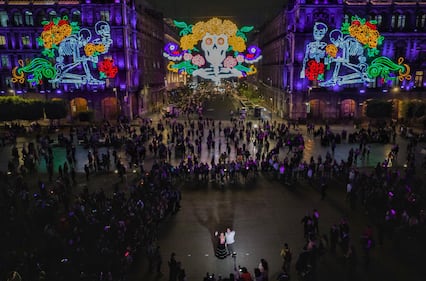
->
[113,87,120,117]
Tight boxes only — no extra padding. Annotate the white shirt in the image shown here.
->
[225,230,235,244]
[346,183,352,193]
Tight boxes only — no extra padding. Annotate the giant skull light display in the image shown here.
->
[201,33,229,69]
[163,18,262,84]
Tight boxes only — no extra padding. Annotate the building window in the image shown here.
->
[100,10,110,22]
[397,14,406,29]
[0,11,8,27]
[72,10,81,23]
[416,14,426,29]
[13,12,23,26]
[36,11,47,25]
[22,35,31,47]
[25,11,34,26]
[344,14,350,24]
[415,71,423,87]
[395,44,406,60]
[372,14,382,27]
[1,55,9,68]
[48,10,57,20]
[391,14,396,29]
[0,35,6,47]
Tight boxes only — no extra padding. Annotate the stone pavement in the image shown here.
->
[0,94,425,281]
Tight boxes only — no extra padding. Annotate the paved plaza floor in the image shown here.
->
[0,95,425,281]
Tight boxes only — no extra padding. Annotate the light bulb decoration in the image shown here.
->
[12,15,116,88]
[301,15,410,87]
[163,17,262,84]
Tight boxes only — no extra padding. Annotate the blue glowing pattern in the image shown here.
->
[300,16,411,87]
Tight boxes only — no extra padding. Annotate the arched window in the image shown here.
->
[0,11,8,27]
[0,34,6,47]
[71,10,81,23]
[13,12,23,26]
[344,14,350,24]
[371,14,382,27]
[397,14,406,29]
[25,11,34,26]
[48,10,57,20]
[100,10,110,22]
[416,14,426,29]
[36,11,47,25]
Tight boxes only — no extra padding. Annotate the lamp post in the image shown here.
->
[113,87,120,118]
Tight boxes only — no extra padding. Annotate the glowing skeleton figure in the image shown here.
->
[320,29,372,86]
[300,22,328,79]
[193,32,242,84]
[52,21,112,87]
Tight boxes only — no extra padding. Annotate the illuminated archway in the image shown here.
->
[101,97,119,119]
[340,99,356,118]
[388,98,405,120]
[309,99,326,119]
[70,97,88,117]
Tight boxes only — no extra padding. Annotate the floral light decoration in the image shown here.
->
[163,17,262,83]
[38,16,80,58]
[325,44,338,59]
[12,16,114,87]
[341,15,384,57]
[300,15,410,86]
[98,58,118,79]
[305,60,325,81]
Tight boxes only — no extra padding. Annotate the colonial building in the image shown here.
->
[258,0,426,121]
[0,0,165,121]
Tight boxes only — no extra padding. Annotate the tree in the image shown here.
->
[0,96,43,121]
[365,100,392,119]
[45,100,68,120]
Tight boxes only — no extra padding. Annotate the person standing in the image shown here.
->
[280,243,292,272]
[215,231,228,259]
[151,246,162,275]
[258,258,269,281]
[84,164,90,181]
[168,252,178,281]
[225,227,236,255]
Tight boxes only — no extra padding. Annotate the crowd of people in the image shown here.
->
[0,111,425,280]
[0,147,182,280]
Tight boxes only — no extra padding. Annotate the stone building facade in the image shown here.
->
[258,0,426,121]
[0,0,165,121]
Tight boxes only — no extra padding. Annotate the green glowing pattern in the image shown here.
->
[367,57,411,82]
[13,58,56,85]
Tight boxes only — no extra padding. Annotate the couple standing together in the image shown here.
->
[214,228,236,259]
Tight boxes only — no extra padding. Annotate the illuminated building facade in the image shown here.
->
[258,0,426,120]
[0,0,165,120]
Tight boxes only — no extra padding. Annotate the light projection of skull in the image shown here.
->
[300,16,411,87]
[163,18,262,85]
[11,16,117,88]
[201,33,228,74]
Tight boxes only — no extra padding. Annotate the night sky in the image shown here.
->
[145,0,287,28]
